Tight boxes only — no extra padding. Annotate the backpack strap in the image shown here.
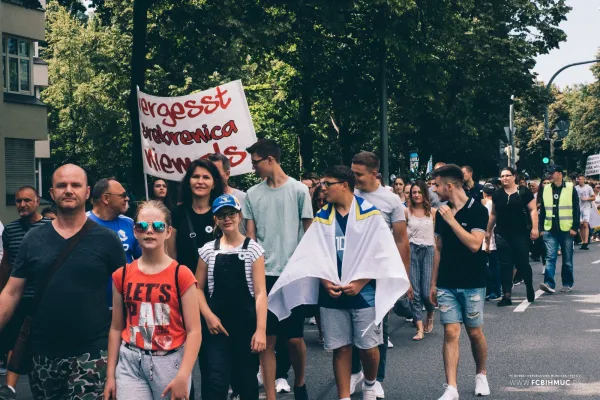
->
[175,263,186,330]
[121,264,127,327]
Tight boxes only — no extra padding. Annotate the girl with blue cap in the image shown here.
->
[195,194,267,400]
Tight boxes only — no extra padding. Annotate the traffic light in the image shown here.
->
[498,141,508,168]
[514,147,520,164]
[553,140,563,152]
[541,140,551,164]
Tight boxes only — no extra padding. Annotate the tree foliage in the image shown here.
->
[43,0,575,190]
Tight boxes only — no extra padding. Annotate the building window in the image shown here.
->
[2,36,33,95]
[5,138,35,205]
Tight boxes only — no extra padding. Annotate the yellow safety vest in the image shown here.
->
[542,182,574,232]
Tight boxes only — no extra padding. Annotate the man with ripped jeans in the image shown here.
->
[429,164,490,400]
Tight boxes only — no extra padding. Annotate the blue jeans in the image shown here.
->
[543,231,574,289]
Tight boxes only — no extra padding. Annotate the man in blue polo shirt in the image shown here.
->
[86,178,140,263]
[87,178,140,307]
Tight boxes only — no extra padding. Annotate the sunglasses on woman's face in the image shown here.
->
[216,211,238,221]
[134,221,167,233]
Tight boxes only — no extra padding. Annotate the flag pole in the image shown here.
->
[144,174,149,200]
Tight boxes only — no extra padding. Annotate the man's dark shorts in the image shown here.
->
[266,276,305,339]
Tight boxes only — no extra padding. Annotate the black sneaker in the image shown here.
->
[581,244,590,250]
[497,298,513,307]
[526,283,535,303]
[294,384,308,400]
[0,385,16,400]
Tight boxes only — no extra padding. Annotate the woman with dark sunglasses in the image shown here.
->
[167,159,225,275]
[196,194,267,399]
[105,200,201,400]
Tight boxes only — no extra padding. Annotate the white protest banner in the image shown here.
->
[585,154,600,177]
[137,80,257,181]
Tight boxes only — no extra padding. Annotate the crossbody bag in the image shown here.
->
[8,219,94,374]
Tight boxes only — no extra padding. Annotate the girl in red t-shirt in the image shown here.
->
[103,201,201,400]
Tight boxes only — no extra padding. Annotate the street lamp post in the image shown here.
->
[544,59,600,163]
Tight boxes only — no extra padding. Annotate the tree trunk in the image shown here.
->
[128,0,149,200]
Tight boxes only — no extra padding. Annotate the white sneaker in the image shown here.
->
[350,371,364,395]
[373,381,385,398]
[275,378,291,393]
[361,385,377,400]
[475,373,490,396]
[257,366,263,388]
[541,266,545,275]
[438,384,459,400]
[387,340,394,348]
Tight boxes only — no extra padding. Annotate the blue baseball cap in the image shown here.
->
[212,194,242,214]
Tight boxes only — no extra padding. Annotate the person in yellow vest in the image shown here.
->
[539,165,580,294]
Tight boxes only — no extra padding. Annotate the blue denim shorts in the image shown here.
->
[437,287,485,328]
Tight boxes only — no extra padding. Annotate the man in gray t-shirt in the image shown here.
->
[576,175,595,250]
[349,151,411,398]
[243,139,313,400]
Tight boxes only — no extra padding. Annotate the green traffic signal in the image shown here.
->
[542,157,550,164]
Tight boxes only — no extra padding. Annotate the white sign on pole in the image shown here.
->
[137,80,257,181]
[585,154,600,177]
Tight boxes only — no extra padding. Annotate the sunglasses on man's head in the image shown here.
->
[134,221,167,233]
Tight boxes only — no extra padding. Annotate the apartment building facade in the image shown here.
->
[0,0,49,222]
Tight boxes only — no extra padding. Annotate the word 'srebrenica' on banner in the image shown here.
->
[137,80,257,181]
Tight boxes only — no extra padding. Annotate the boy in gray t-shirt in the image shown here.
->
[243,139,312,400]
[349,151,411,398]
[244,178,313,276]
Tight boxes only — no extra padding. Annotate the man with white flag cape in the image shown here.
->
[268,166,409,400]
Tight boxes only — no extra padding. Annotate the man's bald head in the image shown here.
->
[50,164,90,214]
[52,164,88,187]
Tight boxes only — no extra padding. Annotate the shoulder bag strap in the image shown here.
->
[32,219,95,312]
[174,263,186,330]
[185,210,200,254]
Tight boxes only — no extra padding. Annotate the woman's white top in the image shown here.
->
[406,208,435,246]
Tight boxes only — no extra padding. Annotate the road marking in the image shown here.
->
[592,260,600,264]
[513,290,545,312]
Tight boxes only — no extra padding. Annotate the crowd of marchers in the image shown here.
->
[0,138,594,400]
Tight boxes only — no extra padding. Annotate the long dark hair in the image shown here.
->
[150,178,173,210]
[179,159,225,208]
[408,179,432,217]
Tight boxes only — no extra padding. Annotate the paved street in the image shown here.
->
[7,242,600,399]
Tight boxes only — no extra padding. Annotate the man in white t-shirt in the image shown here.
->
[576,175,595,250]
[349,151,411,398]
